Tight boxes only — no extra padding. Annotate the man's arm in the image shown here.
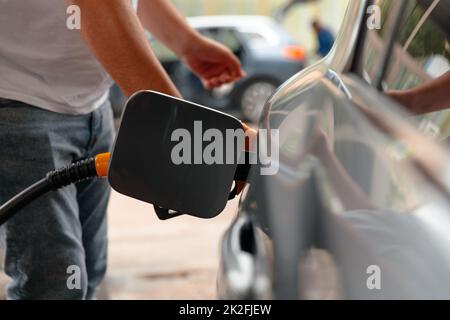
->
[388,71,450,114]
[67,0,181,98]
[136,0,197,57]
[137,0,245,89]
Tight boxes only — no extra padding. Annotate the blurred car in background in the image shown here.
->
[110,15,306,122]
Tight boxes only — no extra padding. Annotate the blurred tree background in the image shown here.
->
[171,0,349,52]
[398,1,450,61]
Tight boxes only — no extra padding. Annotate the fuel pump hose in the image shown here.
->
[0,153,111,226]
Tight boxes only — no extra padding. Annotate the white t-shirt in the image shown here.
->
[0,0,116,115]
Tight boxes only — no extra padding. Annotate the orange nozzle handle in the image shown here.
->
[95,152,111,177]
[242,122,257,152]
[231,123,257,197]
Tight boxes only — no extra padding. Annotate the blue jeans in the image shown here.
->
[0,98,114,299]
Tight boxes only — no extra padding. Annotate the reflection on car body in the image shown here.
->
[217,0,450,300]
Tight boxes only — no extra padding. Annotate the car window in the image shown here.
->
[198,27,244,55]
[239,31,268,44]
[239,26,291,48]
[385,1,450,90]
[145,31,178,62]
[358,0,403,85]
[149,27,245,62]
[150,41,178,62]
[383,0,450,138]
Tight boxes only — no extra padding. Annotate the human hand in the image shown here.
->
[181,36,246,89]
[387,90,417,113]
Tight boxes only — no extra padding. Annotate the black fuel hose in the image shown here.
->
[0,154,110,226]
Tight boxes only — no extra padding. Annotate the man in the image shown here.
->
[311,19,335,57]
[0,0,244,299]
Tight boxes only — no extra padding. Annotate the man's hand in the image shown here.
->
[181,36,245,89]
[387,90,414,112]
[387,71,450,115]
[137,0,245,90]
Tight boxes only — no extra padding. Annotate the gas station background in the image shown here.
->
[172,0,350,52]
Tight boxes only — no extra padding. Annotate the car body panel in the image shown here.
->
[218,0,450,299]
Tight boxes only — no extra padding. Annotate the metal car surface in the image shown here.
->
[218,0,450,299]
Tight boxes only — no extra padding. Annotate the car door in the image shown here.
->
[316,0,450,299]
[219,0,450,300]
[380,0,450,140]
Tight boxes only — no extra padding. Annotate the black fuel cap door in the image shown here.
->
[108,91,244,219]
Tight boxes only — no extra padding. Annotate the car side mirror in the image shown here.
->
[108,91,249,219]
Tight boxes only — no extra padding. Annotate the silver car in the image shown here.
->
[217,0,450,299]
